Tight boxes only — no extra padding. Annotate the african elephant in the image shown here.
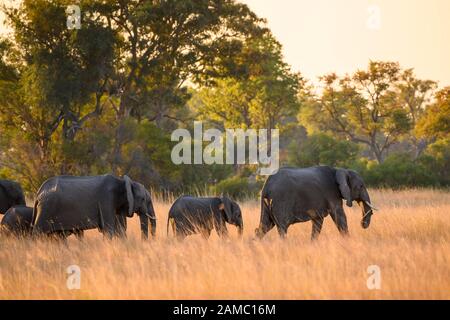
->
[1,206,33,236]
[167,196,243,240]
[0,179,26,215]
[255,166,378,239]
[32,174,156,239]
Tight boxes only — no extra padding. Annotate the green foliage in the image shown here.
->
[194,33,302,131]
[298,62,437,163]
[362,153,437,188]
[213,176,263,200]
[0,0,268,193]
[421,138,450,185]
[288,133,359,168]
[416,87,450,140]
[0,1,448,194]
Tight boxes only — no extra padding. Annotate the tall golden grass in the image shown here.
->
[0,189,449,299]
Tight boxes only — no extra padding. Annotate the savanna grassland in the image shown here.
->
[0,189,449,300]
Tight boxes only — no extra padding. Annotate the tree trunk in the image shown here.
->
[371,145,384,164]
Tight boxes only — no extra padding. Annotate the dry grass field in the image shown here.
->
[0,189,449,300]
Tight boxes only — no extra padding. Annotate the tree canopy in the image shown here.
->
[0,1,448,196]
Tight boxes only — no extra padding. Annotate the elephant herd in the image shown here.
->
[0,166,378,241]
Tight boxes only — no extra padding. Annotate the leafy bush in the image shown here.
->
[362,153,437,188]
[213,176,263,200]
[288,133,359,168]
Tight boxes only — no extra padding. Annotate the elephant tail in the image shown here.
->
[261,193,274,223]
[167,215,176,238]
[31,199,38,227]
[30,199,39,236]
[166,215,170,237]
[0,221,7,235]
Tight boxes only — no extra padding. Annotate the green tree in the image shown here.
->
[397,69,437,158]
[300,61,412,163]
[88,0,265,170]
[416,87,450,141]
[0,0,268,192]
[0,0,116,188]
[415,87,450,185]
[194,33,302,131]
[2,0,116,143]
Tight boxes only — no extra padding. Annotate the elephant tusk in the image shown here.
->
[357,202,370,219]
[364,201,379,211]
[362,209,372,219]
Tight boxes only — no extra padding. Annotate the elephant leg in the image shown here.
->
[255,206,275,239]
[216,222,228,238]
[172,221,187,241]
[200,228,212,240]
[98,203,115,239]
[114,214,127,238]
[311,217,324,241]
[74,230,84,241]
[331,207,349,236]
[213,211,228,238]
[176,230,187,241]
[276,224,288,238]
[49,231,69,245]
[54,231,68,240]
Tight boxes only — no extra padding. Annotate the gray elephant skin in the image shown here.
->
[0,179,26,215]
[168,196,243,240]
[255,166,378,239]
[32,174,156,239]
[2,206,84,238]
[1,206,33,235]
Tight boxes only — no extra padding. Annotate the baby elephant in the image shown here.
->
[168,196,243,240]
[1,206,85,239]
[1,206,33,236]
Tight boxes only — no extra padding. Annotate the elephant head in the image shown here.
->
[336,169,378,229]
[221,196,243,236]
[124,176,157,239]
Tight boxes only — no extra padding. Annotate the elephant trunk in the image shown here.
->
[237,220,244,237]
[150,218,156,239]
[360,189,374,229]
[139,214,149,240]
[147,199,157,239]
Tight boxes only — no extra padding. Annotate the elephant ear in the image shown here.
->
[124,175,134,217]
[221,196,233,222]
[336,169,352,207]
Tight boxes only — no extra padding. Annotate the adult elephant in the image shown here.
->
[255,166,378,239]
[167,196,243,240]
[32,175,156,239]
[0,179,26,215]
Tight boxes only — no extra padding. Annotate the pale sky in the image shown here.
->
[242,0,450,87]
[1,0,449,87]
